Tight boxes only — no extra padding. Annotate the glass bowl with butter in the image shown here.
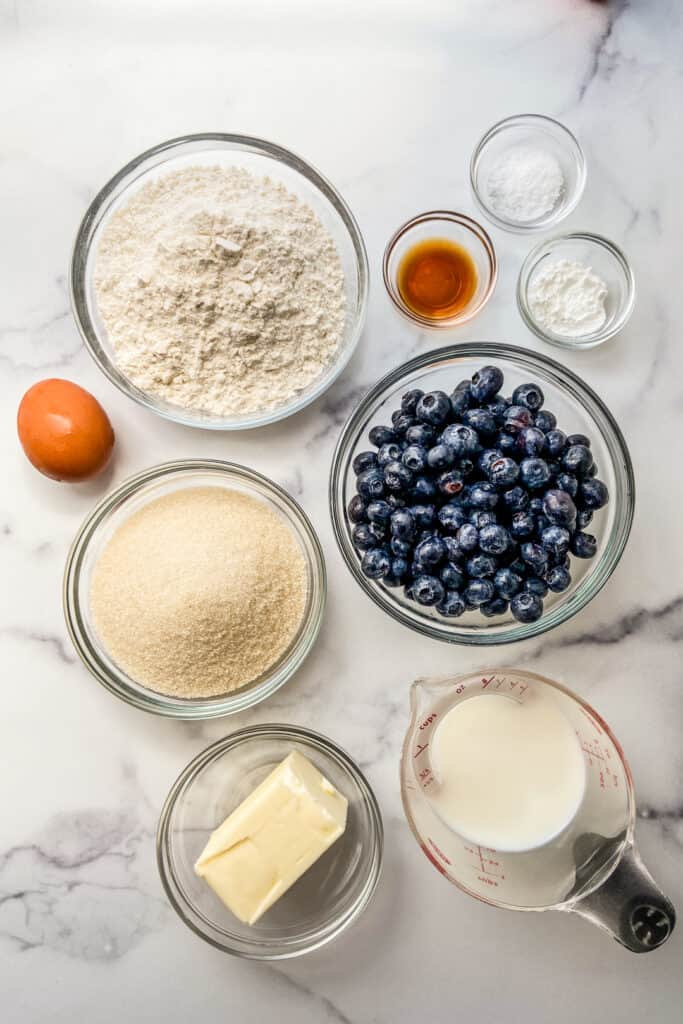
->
[157,725,384,959]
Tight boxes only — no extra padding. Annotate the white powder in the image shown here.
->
[94,166,346,417]
[485,146,565,223]
[528,259,608,338]
[90,487,308,698]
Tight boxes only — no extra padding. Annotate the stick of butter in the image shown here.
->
[194,750,348,925]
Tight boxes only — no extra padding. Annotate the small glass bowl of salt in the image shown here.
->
[470,114,586,233]
[517,232,635,349]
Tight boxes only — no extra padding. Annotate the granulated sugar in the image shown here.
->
[94,165,346,417]
[89,487,307,698]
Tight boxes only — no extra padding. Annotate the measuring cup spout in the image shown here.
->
[570,840,675,953]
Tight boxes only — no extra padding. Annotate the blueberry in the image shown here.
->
[368,424,395,448]
[402,445,428,473]
[520,457,551,490]
[353,451,377,475]
[438,504,468,533]
[586,463,598,478]
[391,536,412,557]
[391,411,416,436]
[401,389,424,414]
[440,562,465,590]
[542,489,577,529]
[556,472,578,498]
[502,486,529,512]
[479,523,511,556]
[546,565,571,592]
[352,523,379,551]
[413,575,446,606]
[412,475,437,500]
[469,482,498,509]
[495,567,523,600]
[367,500,392,524]
[511,511,535,539]
[495,434,516,460]
[387,494,406,509]
[512,382,544,412]
[416,391,452,426]
[524,576,548,598]
[481,596,509,617]
[534,410,557,432]
[458,458,475,478]
[464,579,495,606]
[545,430,568,457]
[534,514,550,535]
[357,467,385,499]
[405,423,436,447]
[508,557,527,576]
[571,531,597,558]
[503,405,534,434]
[443,536,465,563]
[361,548,391,579]
[580,478,609,510]
[427,444,455,471]
[390,508,416,540]
[529,497,544,516]
[577,508,594,529]
[414,536,446,569]
[437,469,465,497]
[567,433,590,448]
[441,424,481,457]
[437,590,467,617]
[518,426,546,457]
[469,510,497,529]
[510,592,543,623]
[384,460,413,492]
[467,554,497,578]
[377,442,403,467]
[347,495,367,524]
[479,448,503,474]
[563,444,593,477]
[463,408,497,436]
[457,523,479,552]
[449,384,472,417]
[488,456,519,488]
[541,525,570,559]
[521,542,548,575]
[471,366,504,402]
[411,504,436,529]
[486,397,509,424]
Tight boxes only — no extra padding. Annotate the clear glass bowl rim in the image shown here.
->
[63,459,327,718]
[382,210,498,328]
[69,132,369,430]
[469,113,587,233]
[156,723,384,959]
[517,231,636,349]
[329,341,635,646]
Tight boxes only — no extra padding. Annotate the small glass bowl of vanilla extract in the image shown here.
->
[383,211,497,329]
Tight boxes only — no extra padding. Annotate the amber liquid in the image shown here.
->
[397,238,478,320]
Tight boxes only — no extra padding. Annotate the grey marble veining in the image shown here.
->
[1,1,682,1021]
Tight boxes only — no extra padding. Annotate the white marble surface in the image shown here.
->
[2,0,682,1019]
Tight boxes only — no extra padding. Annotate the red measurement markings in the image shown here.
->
[419,713,437,731]
[578,732,619,789]
[418,766,435,788]
[480,674,529,698]
[413,741,429,759]
[464,844,505,886]
[427,837,453,866]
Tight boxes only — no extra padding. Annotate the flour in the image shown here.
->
[94,166,346,416]
[528,259,608,338]
[485,146,565,223]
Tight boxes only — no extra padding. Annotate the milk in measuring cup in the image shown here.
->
[429,691,586,851]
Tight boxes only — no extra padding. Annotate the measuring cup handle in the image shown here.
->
[571,840,675,952]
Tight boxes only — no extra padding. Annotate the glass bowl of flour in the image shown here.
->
[71,134,369,429]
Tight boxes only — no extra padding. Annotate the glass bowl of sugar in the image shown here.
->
[470,114,586,233]
[517,232,635,349]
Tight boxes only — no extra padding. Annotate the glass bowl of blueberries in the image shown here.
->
[329,343,634,644]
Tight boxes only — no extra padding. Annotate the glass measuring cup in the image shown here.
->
[400,668,675,952]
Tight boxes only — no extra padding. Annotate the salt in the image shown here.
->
[485,145,565,223]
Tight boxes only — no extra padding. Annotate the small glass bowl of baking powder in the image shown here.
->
[63,460,326,719]
[470,114,586,233]
[517,232,635,349]
[70,134,368,430]
[157,725,383,959]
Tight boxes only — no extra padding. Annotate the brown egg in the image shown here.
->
[17,379,115,482]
